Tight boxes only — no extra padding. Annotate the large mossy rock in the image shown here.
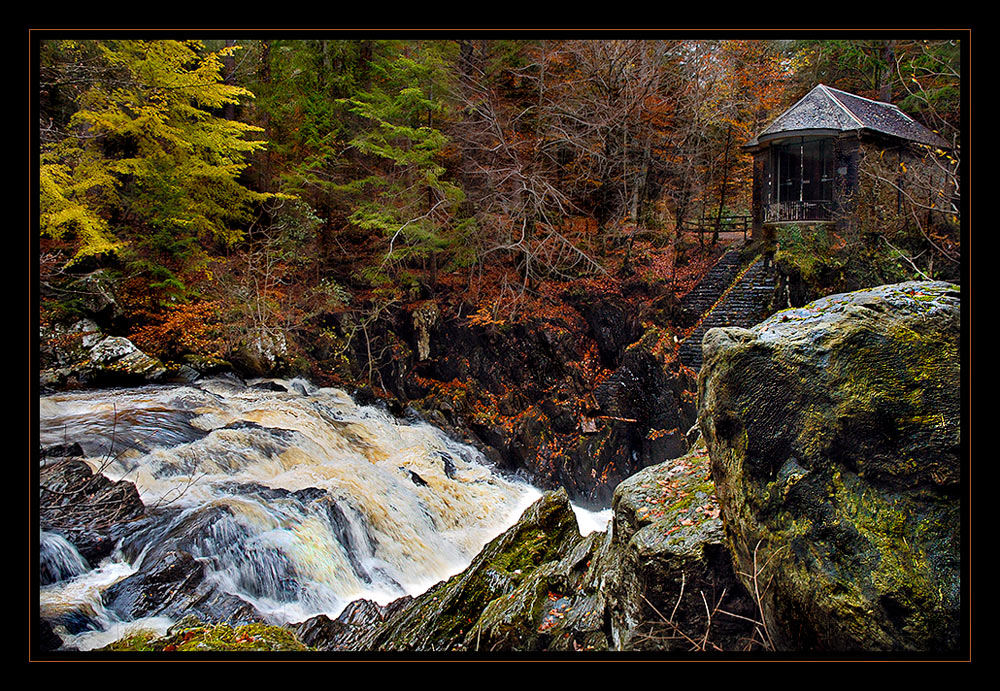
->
[355,488,609,652]
[295,456,758,654]
[698,281,961,652]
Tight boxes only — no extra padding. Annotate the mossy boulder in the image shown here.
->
[698,281,961,652]
[607,442,757,651]
[354,488,601,652]
[296,460,759,654]
[86,336,168,383]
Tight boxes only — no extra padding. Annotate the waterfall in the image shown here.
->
[39,377,611,650]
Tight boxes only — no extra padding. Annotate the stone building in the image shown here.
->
[743,84,951,237]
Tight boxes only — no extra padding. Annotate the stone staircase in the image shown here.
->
[679,247,745,317]
[677,253,778,372]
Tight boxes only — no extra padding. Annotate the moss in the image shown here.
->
[102,622,310,652]
[101,630,161,652]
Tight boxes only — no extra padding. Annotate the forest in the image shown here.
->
[38,37,961,380]
[35,34,966,657]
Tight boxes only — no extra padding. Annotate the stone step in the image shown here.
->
[677,254,779,371]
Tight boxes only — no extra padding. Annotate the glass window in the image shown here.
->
[771,138,834,204]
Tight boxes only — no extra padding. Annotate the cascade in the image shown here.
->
[39,377,610,650]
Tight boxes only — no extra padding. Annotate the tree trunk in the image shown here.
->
[713,125,733,246]
[222,40,237,121]
[879,40,896,102]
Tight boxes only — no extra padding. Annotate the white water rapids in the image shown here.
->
[39,377,610,650]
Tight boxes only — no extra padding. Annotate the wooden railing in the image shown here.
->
[680,215,750,240]
[764,201,833,223]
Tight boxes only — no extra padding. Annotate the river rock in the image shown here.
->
[37,617,64,653]
[39,319,105,388]
[102,549,262,625]
[86,336,167,383]
[698,281,961,651]
[291,598,411,652]
[39,458,146,565]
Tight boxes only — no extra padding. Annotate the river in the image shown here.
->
[38,377,611,650]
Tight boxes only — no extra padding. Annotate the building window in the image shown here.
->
[767,138,835,222]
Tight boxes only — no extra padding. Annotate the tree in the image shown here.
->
[339,40,471,289]
[39,39,268,302]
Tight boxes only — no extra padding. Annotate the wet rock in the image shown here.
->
[112,500,296,609]
[39,319,105,388]
[250,380,288,392]
[699,281,961,652]
[37,618,64,653]
[594,330,698,461]
[39,459,145,565]
[103,549,262,625]
[40,442,85,460]
[39,319,103,369]
[164,363,202,384]
[292,599,405,652]
[607,443,757,651]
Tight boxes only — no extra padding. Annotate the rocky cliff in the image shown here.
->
[698,281,961,651]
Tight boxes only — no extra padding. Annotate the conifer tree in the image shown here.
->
[40,39,268,301]
[338,40,471,288]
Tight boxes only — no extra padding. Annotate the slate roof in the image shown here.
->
[745,84,949,150]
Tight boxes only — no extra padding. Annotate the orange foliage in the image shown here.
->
[130,300,227,361]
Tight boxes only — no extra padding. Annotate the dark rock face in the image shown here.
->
[39,459,146,565]
[315,290,695,508]
[698,281,961,652]
[573,295,640,369]
[412,317,696,508]
[594,331,698,463]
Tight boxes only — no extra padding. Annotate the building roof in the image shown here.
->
[744,84,950,150]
